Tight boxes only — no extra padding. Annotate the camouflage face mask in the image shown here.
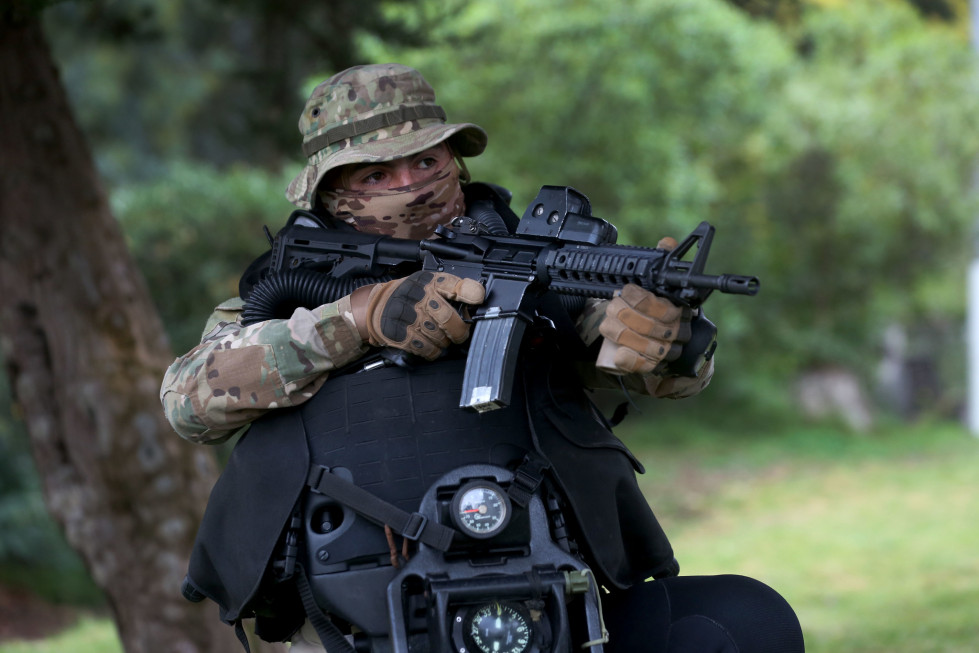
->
[318,164,466,239]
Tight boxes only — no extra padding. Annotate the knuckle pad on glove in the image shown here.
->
[421,291,453,323]
[619,331,670,362]
[378,299,416,342]
[374,272,432,341]
[366,271,463,356]
[636,296,682,322]
[407,335,440,360]
[437,314,471,344]
[420,292,469,345]
[620,285,682,321]
[598,314,628,343]
[618,308,678,340]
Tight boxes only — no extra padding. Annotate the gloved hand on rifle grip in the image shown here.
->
[350,271,485,360]
[596,236,693,376]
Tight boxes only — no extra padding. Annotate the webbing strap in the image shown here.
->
[233,620,251,653]
[508,452,550,509]
[295,564,356,653]
[306,465,456,552]
[302,104,447,157]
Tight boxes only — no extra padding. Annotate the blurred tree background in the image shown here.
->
[2,0,978,645]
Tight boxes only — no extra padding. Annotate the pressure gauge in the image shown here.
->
[465,601,531,653]
[451,480,512,539]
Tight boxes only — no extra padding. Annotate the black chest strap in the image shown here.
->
[507,452,551,509]
[306,465,457,552]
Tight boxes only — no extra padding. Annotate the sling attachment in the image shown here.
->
[507,452,550,509]
[306,465,457,552]
[233,620,252,653]
[609,376,641,427]
[272,509,302,581]
[295,563,356,653]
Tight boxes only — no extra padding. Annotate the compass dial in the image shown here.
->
[466,601,531,653]
[451,481,511,539]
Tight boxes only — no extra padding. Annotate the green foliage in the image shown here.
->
[359,0,797,403]
[4,2,976,644]
[360,0,979,406]
[30,0,979,412]
[366,0,790,225]
[113,161,298,353]
[41,0,427,184]
[752,1,979,374]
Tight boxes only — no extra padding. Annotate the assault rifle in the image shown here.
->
[246,185,759,412]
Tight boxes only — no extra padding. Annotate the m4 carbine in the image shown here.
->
[243,185,759,412]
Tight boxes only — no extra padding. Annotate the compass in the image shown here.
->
[450,480,512,539]
[465,601,531,653]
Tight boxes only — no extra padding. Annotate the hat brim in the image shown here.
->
[286,122,487,209]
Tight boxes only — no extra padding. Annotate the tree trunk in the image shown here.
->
[0,11,252,653]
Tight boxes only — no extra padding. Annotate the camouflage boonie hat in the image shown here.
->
[286,63,488,209]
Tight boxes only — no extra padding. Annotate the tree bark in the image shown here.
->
[0,11,253,653]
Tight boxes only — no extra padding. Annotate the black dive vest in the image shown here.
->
[183,184,678,634]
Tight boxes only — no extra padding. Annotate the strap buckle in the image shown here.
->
[508,453,550,508]
[402,512,428,542]
[306,465,329,494]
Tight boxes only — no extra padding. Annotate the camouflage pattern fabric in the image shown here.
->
[160,295,367,444]
[160,290,710,443]
[318,164,466,239]
[286,63,487,209]
[161,263,711,445]
[575,297,610,346]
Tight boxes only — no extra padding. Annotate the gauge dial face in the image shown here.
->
[452,481,511,539]
[467,601,531,653]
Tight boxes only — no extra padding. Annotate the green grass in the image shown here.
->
[629,419,979,653]
[2,420,976,652]
[0,618,121,653]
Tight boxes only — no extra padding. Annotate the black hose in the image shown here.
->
[557,293,588,318]
[468,199,510,236]
[240,268,394,325]
[241,202,519,325]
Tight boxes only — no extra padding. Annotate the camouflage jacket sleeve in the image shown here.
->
[160,296,368,444]
[574,298,714,399]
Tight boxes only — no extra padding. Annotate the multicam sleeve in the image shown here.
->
[160,295,368,444]
[573,297,713,399]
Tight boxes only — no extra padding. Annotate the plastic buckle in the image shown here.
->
[509,466,543,508]
[402,512,428,541]
[306,465,329,494]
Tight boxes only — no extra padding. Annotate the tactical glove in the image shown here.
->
[596,237,692,376]
[351,271,485,360]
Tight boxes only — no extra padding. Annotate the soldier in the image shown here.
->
[162,64,804,652]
